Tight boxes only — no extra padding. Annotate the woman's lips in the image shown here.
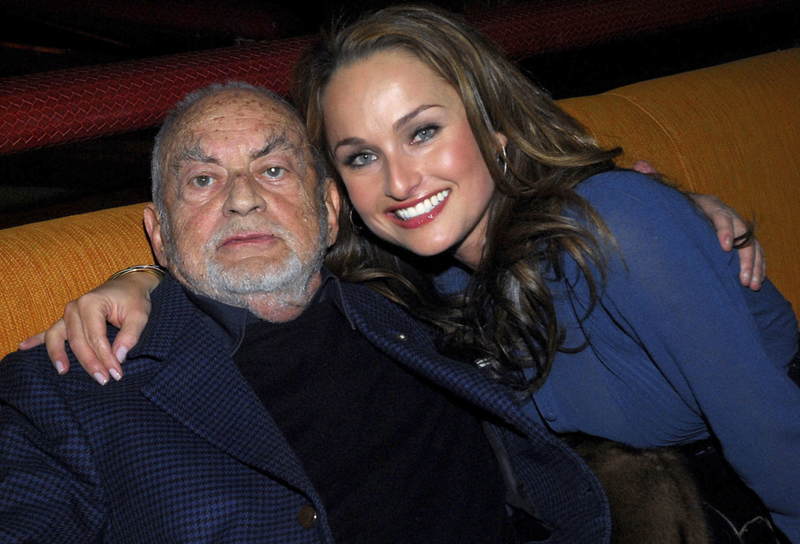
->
[386,189,450,228]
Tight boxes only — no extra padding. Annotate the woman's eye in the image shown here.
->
[411,125,439,144]
[264,166,286,178]
[191,175,215,188]
[345,152,377,167]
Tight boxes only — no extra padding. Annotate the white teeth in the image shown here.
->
[395,189,450,220]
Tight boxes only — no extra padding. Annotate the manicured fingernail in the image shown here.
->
[18,340,29,349]
[109,368,122,381]
[55,360,65,374]
[93,373,108,386]
[116,347,128,364]
[742,271,751,284]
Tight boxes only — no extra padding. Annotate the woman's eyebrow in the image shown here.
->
[332,105,443,153]
[393,104,440,132]
[332,137,366,153]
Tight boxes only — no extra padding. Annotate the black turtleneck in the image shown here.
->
[185,271,512,543]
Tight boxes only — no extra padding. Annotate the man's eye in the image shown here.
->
[345,152,376,167]
[411,125,439,144]
[264,166,286,178]
[192,175,215,188]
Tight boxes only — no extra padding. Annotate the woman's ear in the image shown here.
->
[494,132,508,151]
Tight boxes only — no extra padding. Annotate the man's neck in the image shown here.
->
[175,268,324,323]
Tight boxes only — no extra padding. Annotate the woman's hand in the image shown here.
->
[632,161,765,290]
[689,193,765,290]
[18,270,161,384]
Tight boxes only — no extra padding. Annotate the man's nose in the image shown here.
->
[385,155,422,200]
[224,173,266,216]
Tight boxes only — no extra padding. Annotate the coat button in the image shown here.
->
[396,333,407,341]
[298,504,317,529]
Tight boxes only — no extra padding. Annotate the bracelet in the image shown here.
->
[108,265,167,282]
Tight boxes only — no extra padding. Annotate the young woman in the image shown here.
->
[28,5,799,542]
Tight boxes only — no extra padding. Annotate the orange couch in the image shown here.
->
[1,48,798,358]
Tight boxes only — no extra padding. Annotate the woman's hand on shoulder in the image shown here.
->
[18,270,161,385]
[687,193,764,291]
[632,161,765,291]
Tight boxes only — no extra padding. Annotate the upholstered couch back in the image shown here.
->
[1,48,797,358]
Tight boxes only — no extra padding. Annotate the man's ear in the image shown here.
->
[143,203,169,267]
[323,178,341,248]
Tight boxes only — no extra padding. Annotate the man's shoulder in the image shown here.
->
[0,344,56,389]
[337,281,439,349]
[130,275,204,355]
[149,274,199,318]
[0,344,95,423]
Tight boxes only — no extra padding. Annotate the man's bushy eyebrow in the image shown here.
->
[250,131,306,161]
[169,143,216,178]
[253,130,314,173]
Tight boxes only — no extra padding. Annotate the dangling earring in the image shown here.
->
[497,146,509,176]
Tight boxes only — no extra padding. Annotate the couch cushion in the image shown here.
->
[559,48,800,317]
[0,203,153,358]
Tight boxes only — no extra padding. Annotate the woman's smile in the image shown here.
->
[388,189,450,224]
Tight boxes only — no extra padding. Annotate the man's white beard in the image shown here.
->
[163,215,327,311]
[204,245,322,306]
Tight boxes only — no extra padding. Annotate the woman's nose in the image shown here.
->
[385,156,422,200]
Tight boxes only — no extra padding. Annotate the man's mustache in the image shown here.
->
[208,220,294,251]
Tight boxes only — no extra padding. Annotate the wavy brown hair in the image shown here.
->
[294,5,620,392]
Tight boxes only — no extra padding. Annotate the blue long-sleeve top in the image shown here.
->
[437,170,800,540]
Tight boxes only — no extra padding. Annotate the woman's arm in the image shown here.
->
[19,270,161,384]
[685,193,764,289]
[572,171,800,540]
[632,160,764,289]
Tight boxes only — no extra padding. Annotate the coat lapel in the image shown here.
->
[340,283,532,431]
[130,278,316,497]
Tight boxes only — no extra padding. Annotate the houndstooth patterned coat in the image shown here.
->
[0,275,610,543]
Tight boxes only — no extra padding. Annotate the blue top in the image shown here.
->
[437,170,800,540]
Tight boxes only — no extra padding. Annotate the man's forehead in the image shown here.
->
[165,91,309,165]
[180,90,302,139]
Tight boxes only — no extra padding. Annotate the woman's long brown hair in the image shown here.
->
[294,5,620,392]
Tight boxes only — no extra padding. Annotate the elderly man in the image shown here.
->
[0,83,609,543]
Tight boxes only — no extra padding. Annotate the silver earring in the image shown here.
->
[349,208,361,232]
[498,146,509,176]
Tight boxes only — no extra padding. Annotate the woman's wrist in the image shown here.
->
[108,265,167,282]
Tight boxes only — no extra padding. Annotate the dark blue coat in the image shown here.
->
[0,276,610,543]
